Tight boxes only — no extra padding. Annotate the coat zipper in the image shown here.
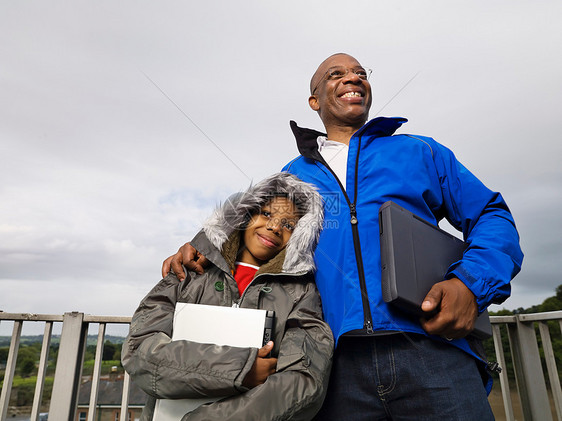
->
[319,135,374,334]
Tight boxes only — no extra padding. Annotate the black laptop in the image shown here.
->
[379,201,492,339]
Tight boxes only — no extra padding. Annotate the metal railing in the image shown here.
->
[0,312,132,421]
[490,310,562,421]
[1,310,562,421]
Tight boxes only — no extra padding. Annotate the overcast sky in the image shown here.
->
[1,1,561,336]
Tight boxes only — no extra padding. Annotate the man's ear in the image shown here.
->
[308,95,320,112]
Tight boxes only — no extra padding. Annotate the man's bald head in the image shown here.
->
[310,53,356,94]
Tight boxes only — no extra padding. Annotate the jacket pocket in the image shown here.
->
[276,329,311,372]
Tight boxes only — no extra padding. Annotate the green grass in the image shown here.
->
[2,375,54,388]
[81,359,124,375]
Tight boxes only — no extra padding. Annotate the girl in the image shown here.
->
[122,173,333,420]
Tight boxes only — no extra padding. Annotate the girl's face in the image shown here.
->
[238,197,300,266]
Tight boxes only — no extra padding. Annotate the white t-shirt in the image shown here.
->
[317,136,349,188]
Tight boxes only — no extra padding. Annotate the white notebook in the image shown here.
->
[153,303,274,420]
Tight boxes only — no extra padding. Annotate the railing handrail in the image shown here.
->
[0,312,65,322]
[0,312,132,323]
[4,308,560,324]
[1,310,562,421]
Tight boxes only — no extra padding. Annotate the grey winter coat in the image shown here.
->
[122,173,334,421]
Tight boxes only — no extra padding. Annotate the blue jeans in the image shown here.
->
[315,333,494,421]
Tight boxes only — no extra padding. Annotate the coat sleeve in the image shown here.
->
[121,274,258,399]
[432,141,524,312]
[185,282,334,421]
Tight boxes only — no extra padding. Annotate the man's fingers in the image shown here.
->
[162,243,209,280]
[180,242,197,260]
[180,243,208,275]
[162,256,173,278]
[198,255,210,268]
[420,278,479,338]
[420,312,450,337]
[183,259,204,275]
[421,283,443,313]
[420,282,447,336]
[170,252,187,281]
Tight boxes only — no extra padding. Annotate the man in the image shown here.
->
[164,53,523,419]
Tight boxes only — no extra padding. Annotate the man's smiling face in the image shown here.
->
[309,54,372,133]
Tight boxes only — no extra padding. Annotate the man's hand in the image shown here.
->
[419,278,478,339]
[161,242,209,281]
[242,341,277,389]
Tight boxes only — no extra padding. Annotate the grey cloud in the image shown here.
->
[1,0,561,320]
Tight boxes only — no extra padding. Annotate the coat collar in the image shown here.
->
[290,117,408,160]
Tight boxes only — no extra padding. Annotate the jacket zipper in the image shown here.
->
[319,136,374,334]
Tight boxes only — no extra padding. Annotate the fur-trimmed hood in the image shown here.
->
[202,172,324,274]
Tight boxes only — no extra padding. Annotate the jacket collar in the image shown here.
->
[290,117,408,160]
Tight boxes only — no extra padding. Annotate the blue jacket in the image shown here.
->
[282,117,523,371]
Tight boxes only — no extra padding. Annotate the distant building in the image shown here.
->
[77,376,147,421]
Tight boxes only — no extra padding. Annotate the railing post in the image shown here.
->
[49,312,88,421]
[508,315,553,421]
[30,321,53,421]
[87,323,106,421]
[0,321,23,421]
[538,321,562,420]
[492,324,515,421]
[120,372,131,421]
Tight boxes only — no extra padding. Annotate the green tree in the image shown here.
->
[19,358,36,378]
[0,347,9,364]
[540,296,562,312]
[16,346,38,378]
[113,347,121,362]
[84,344,97,362]
[102,340,117,361]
